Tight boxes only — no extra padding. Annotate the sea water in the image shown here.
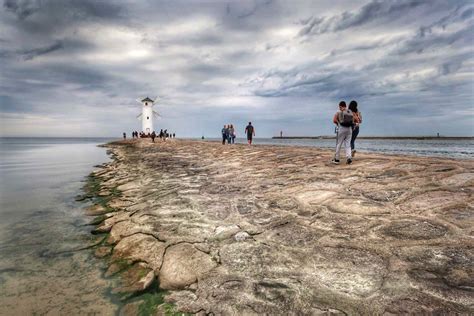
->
[0,137,118,315]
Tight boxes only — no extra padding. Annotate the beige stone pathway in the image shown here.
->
[89,139,473,315]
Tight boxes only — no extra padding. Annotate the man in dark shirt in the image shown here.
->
[245,122,255,145]
[221,125,228,145]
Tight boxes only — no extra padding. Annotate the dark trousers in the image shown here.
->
[222,135,227,144]
[351,126,359,150]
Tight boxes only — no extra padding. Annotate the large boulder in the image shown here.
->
[159,243,217,290]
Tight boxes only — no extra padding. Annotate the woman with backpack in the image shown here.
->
[348,100,362,157]
[331,101,354,165]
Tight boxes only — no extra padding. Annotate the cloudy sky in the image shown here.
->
[1,0,473,137]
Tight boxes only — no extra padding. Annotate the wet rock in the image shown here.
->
[119,300,143,316]
[84,204,108,216]
[94,246,112,258]
[159,243,218,290]
[113,233,166,271]
[111,263,155,295]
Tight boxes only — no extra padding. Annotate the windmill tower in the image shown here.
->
[136,97,160,134]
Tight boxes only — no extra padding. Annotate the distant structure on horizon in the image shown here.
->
[136,97,160,133]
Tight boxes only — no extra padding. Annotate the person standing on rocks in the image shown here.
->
[228,124,235,144]
[245,122,255,145]
[230,124,236,144]
[222,125,229,145]
[331,101,354,165]
[348,100,362,157]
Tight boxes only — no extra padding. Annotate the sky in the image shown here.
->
[0,0,473,137]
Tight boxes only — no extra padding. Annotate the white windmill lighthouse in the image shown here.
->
[136,97,160,134]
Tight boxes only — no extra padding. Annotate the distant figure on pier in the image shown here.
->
[280,130,283,138]
[151,131,156,142]
[123,132,126,139]
[245,122,255,145]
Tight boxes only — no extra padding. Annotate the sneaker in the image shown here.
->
[347,158,352,165]
[352,150,356,157]
[331,159,340,164]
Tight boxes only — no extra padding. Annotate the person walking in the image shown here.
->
[151,131,156,142]
[245,122,255,145]
[221,125,228,145]
[331,101,354,165]
[348,100,362,157]
[230,124,236,144]
[228,124,235,144]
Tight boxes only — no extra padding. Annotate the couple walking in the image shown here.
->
[331,100,362,165]
[222,124,236,144]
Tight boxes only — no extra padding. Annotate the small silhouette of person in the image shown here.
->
[123,132,126,139]
[151,131,156,142]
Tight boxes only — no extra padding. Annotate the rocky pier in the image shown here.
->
[84,139,473,315]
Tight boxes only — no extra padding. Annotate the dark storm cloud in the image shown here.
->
[3,0,123,21]
[298,0,428,36]
[20,40,63,60]
[3,0,40,19]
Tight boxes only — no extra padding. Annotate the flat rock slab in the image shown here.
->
[91,139,474,314]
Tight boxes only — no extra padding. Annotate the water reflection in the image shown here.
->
[0,138,118,315]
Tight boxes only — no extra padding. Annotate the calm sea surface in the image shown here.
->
[200,137,474,159]
[0,136,471,314]
[0,137,118,315]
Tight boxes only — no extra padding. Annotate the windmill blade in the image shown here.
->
[153,111,161,118]
[153,96,159,102]
[135,98,143,104]
[136,113,142,120]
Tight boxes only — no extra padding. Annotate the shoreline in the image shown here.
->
[272,136,474,140]
[199,138,473,161]
[82,139,473,314]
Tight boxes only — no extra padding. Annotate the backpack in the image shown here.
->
[338,109,354,127]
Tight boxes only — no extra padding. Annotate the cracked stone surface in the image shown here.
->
[89,139,473,314]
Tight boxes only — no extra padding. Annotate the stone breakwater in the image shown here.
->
[85,139,473,315]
